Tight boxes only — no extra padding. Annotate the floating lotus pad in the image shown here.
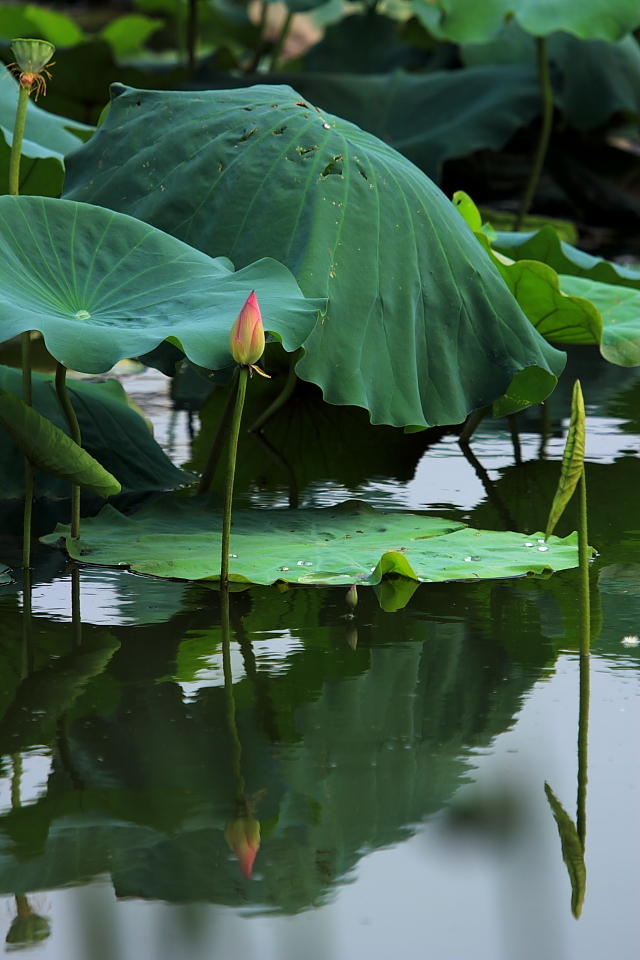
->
[41,497,584,585]
[0,196,324,374]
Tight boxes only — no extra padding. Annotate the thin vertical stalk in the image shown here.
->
[21,566,33,679]
[459,405,491,445]
[186,0,198,75]
[21,333,33,569]
[267,10,293,72]
[577,648,589,850]
[221,366,248,585]
[248,355,298,433]
[247,0,269,73]
[71,565,82,647]
[197,371,239,495]
[55,363,81,538]
[508,413,522,464]
[221,584,245,801]
[515,36,553,231]
[9,85,29,196]
[578,468,590,657]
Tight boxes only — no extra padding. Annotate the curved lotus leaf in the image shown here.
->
[0,365,190,498]
[0,196,324,375]
[41,495,583,585]
[0,388,121,497]
[560,276,640,366]
[63,84,565,429]
[494,225,640,290]
[412,0,640,44]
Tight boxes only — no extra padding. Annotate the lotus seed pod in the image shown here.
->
[11,39,55,74]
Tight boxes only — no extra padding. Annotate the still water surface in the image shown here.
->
[0,346,639,959]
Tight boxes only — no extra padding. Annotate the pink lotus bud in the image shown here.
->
[224,816,261,878]
[229,291,265,366]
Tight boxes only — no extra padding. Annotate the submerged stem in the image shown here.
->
[9,85,29,196]
[515,36,553,231]
[221,366,248,585]
[221,584,245,800]
[55,362,82,539]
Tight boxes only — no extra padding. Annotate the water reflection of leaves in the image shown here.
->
[0,578,566,912]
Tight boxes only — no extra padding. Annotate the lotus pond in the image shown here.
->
[0,345,638,960]
[2,2,640,956]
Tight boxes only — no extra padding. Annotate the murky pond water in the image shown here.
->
[1,346,639,960]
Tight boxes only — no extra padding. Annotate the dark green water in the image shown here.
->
[0,346,638,959]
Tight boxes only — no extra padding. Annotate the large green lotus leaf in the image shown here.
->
[559,276,640,366]
[462,24,640,131]
[0,195,324,375]
[41,496,582,584]
[0,365,190,498]
[0,64,91,197]
[412,0,640,43]
[194,64,543,183]
[63,84,565,429]
[494,225,640,290]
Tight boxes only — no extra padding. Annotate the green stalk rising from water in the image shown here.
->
[221,366,248,585]
[9,39,56,567]
[515,36,553,231]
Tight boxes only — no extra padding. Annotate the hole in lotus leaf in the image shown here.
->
[76,310,91,320]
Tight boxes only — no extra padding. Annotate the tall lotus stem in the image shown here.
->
[221,292,268,585]
[577,468,590,658]
[515,36,553,231]
[221,367,248,585]
[9,39,55,567]
[55,363,82,539]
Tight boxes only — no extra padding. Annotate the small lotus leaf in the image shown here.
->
[546,380,585,539]
[544,783,586,919]
[0,388,121,496]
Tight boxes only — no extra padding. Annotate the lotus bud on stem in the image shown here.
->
[345,583,358,618]
[9,40,55,568]
[221,292,269,585]
[224,812,261,879]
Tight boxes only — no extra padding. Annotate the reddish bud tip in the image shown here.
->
[229,291,265,366]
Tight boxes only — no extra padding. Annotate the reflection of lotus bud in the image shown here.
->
[11,39,55,74]
[345,583,358,615]
[6,896,50,949]
[229,292,265,366]
[224,816,260,878]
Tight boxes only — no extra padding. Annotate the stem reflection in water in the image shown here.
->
[221,585,261,879]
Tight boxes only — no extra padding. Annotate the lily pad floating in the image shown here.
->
[63,84,565,429]
[0,196,324,375]
[41,497,584,586]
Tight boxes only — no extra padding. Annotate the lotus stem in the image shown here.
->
[247,0,269,73]
[267,10,293,71]
[515,35,553,231]
[577,644,589,851]
[221,583,245,799]
[508,413,522,464]
[186,0,198,76]
[459,405,490,445]
[21,333,33,569]
[71,565,82,647]
[197,371,239,495]
[249,354,298,433]
[55,363,82,539]
[9,85,29,196]
[578,467,590,657]
[21,566,33,678]
[221,366,248,585]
